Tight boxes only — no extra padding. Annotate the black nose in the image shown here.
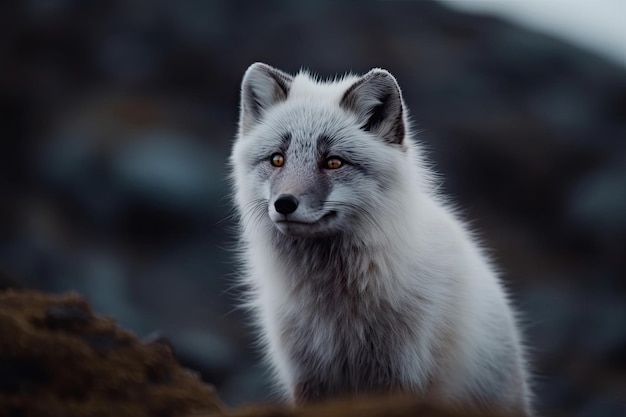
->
[274,194,299,215]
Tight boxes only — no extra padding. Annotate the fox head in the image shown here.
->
[231,63,418,239]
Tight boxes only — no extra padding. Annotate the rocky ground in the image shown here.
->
[0,1,624,416]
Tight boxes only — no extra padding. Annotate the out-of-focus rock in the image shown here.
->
[0,269,22,291]
[0,289,223,417]
[567,155,626,239]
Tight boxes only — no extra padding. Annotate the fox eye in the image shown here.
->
[325,157,343,169]
[270,153,285,167]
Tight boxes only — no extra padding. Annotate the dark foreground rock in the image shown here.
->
[0,289,223,417]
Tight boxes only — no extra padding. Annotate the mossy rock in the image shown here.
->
[0,290,223,417]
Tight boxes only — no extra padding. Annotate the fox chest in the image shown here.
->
[278,298,410,397]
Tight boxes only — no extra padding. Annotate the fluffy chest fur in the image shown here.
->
[250,232,448,399]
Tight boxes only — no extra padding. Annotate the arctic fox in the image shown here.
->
[230,63,531,415]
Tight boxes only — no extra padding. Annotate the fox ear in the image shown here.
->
[341,69,405,145]
[239,62,293,134]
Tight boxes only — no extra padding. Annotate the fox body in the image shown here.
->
[230,63,531,415]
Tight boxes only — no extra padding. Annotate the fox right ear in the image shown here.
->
[341,69,406,145]
[239,63,293,134]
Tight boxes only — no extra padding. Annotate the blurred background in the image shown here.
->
[1,0,625,415]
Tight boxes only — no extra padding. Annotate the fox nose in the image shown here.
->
[274,194,299,215]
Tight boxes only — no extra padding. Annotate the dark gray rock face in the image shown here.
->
[0,1,624,414]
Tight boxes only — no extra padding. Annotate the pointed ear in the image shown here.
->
[340,69,406,145]
[239,62,293,134]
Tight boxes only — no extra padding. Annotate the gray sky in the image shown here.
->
[439,0,626,69]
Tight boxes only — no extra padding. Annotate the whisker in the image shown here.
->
[239,198,271,235]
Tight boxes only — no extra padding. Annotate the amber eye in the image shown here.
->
[325,157,343,169]
[270,153,285,167]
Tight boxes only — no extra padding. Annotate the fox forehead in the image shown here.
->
[259,101,357,145]
[287,71,361,103]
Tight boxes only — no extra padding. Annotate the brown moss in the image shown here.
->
[0,290,223,417]
[221,395,529,417]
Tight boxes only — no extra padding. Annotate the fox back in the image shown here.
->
[230,63,531,416]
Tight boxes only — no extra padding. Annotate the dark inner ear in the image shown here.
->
[250,69,291,114]
[240,63,294,133]
[363,93,391,132]
[272,72,291,98]
[340,70,405,145]
[249,90,263,119]
[392,113,405,143]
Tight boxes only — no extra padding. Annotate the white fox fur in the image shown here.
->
[230,63,532,415]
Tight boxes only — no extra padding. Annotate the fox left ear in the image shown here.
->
[341,69,406,145]
[239,62,293,134]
